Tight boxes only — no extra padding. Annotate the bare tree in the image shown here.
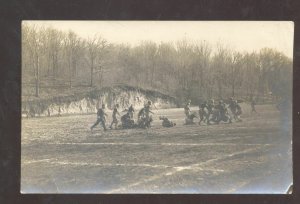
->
[43,27,64,84]
[156,42,177,92]
[63,31,83,88]
[23,25,44,97]
[21,24,292,103]
[193,41,212,99]
[228,52,243,97]
[86,35,107,87]
[211,44,231,98]
[259,48,292,99]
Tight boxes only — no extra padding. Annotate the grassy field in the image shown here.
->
[21,104,292,193]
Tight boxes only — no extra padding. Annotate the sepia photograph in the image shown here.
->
[21,21,293,194]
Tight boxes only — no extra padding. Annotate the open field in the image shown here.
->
[21,104,292,193]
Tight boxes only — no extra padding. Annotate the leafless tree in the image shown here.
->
[86,35,108,87]
[21,24,292,102]
[63,31,83,87]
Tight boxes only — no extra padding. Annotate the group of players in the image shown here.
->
[184,97,245,126]
[90,101,155,131]
[90,97,250,131]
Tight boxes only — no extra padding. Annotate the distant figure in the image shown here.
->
[198,101,208,125]
[58,106,61,117]
[138,106,146,120]
[121,112,135,129]
[210,100,220,123]
[128,104,135,119]
[159,116,176,127]
[184,100,191,118]
[213,100,232,124]
[185,112,198,125]
[206,99,215,125]
[138,101,154,128]
[228,97,236,114]
[234,100,242,122]
[110,104,120,129]
[91,104,108,131]
[228,98,242,121]
[251,98,256,113]
[144,101,153,121]
[122,104,135,119]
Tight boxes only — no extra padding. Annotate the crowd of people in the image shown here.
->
[90,97,250,131]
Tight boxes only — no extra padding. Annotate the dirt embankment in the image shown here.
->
[22,85,177,117]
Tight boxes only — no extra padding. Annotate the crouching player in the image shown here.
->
[159,116,176,127]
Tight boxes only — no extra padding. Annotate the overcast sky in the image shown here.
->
[23,21,294,58]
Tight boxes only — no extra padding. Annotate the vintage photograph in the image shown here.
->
[21,21,293,193]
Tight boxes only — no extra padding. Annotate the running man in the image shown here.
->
[91,104,108,131]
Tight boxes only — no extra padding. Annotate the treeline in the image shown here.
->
[22,23,292,104]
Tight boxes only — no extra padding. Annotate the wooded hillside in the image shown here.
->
[22,23,292,104]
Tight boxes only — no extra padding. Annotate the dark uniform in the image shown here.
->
[144,104,153,121]
[128,105,135,119]
[229,100,242,121]
[110,105,120,129]
[91,105,108,131]
[235,102,242,121]
[121,112,135,128]
[198,102,208,125]
[138,101,153,128]
[185,112,198,125]
[138,107,145,119]
[206,99,215,124]
[219,102,226,116]
[215,101,232,123]
[159,116,176,127]
[228,97,236,115]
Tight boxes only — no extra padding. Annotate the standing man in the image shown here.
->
[110,104,120,129]
[138,105,146,120]
[138,101,154,128]
[215,100,232,124]
[235,100,242,121]
[184,100,191,118]
[128,104,135,119]
[91,104,108,131]
[228,97,236,115]
[206,99,215,125]
[144,101,154,121]
[144,101,154,128]
[198,101,208,125]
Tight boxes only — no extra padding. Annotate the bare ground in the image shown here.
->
[21,104,292,193]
